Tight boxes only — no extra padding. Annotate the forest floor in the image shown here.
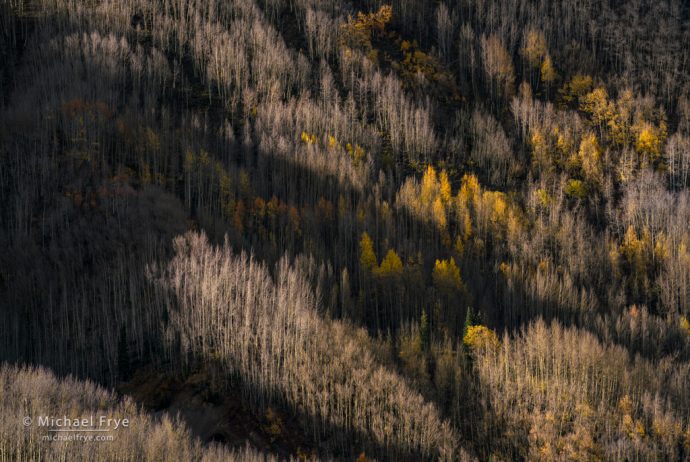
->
[118,367,317,460]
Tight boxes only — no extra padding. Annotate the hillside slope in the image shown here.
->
[1,0,689,460]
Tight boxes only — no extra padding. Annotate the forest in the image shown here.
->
[0,0,689,460]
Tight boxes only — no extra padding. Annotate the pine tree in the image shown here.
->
[463,307,475,340]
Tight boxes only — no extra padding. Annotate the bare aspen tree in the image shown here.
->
[435,3,454,62]
[481,34,515,102]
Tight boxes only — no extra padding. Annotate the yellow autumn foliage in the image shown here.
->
[559,74,593,105]
[458,174,481,209]
[359,232,377,272]
[432,196,447,229]
[376,249,403,279]
[433,257,463,291]
[680,316,690,336]
[523,29,547,67]
[581,87,613,128]
[439,169,452,204]
[301,131,317,145]
[421,165,438,206]
[540,55,558,84]
[463,325,500,352]
[619,225,650,276]
[346,142,366,166]
[635,123,665,160]
[564,179,587,199]
[340,5,392,61]
[578,133,603,181]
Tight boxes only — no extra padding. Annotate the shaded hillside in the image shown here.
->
[0,0,689,460]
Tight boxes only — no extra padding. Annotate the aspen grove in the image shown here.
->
[0,0,689,460]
